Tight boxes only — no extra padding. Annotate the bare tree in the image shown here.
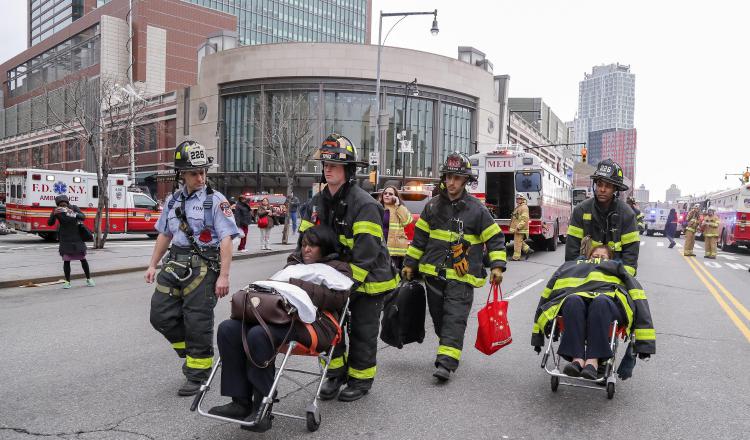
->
[255,93,320,244]
[45,75,150,248]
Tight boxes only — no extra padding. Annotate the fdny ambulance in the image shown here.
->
[468,145,572,251]
[4,168,161,241]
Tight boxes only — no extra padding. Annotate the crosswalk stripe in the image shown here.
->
[657,242,664,247]
[677,243,683,248]
[695,244,703,249]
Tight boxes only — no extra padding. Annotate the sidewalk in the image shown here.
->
[0,226,298,289]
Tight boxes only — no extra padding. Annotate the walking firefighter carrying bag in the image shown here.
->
[475,283,512,355]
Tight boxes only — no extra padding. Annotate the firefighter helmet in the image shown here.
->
[590,159,628,191]
[516,193,527,202]
[172,140,215,171]
[313,133,366,166]
[439,152,476,182]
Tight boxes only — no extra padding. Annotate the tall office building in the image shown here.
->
[184,0,371,46]
[666,184,681,202]
[574,63,637,184]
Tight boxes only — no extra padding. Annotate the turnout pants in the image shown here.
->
[425,276,474,371]
[558,294,623,361]
[327,292,385,390]
[705,236,718,257]
[512,232,530,260]
[150,251,218,382]
[683,230,696,255]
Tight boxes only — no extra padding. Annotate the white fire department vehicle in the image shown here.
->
[468,145,572,251]
[4,168,161,241]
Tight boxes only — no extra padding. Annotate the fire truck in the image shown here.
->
[468,145,572,251]
[706,184,750,250]
[4,168,161,241]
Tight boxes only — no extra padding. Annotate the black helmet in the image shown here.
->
[590,159,628,191]
[313,134,366,166]
[172,140,215,171]
[440,152,476,182]
[55,195,70,206]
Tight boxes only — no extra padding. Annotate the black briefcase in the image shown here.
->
[380,280,426,349]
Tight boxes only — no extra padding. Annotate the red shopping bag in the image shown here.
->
[475,283,512,355]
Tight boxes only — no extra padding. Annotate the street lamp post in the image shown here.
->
[373,9,438,190]
[398,78,418,187]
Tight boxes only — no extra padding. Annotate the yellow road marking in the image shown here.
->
[692,259,750,323]
[682,255,750,343]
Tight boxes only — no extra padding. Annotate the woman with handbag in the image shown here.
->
[378,185,412,269]
[47,195,94,289]
[209,225,351,432]
[257,197,273,250]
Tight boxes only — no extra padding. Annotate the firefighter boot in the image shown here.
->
[319,375,346,401]
[433,365,451,382]
[177,379,202,396]
[338,385,368,402]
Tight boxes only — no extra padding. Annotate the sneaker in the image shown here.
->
[85,278,95,287]
[62,281,71,289]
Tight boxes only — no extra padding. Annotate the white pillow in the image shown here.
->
[270,263,354,291]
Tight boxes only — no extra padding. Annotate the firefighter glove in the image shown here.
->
[451,240,469,277]
[401,265,416,281]
[490,267,503,285]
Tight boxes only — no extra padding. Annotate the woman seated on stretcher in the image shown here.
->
[209,225,352,432]
[531,245,655,380]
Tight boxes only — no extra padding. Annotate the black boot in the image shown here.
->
[432,365,451,382]
[319,375,346,401]
[177,379,202,396]
[338,385,369,402]
[241,391,273,432]
[208,397,252,420]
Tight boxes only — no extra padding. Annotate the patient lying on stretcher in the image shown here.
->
[531,245,656,380]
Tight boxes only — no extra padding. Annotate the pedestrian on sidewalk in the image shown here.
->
[683,204,700,256]
[665,208,677,248]
[701,207,720,259]
[235,195,252,252]
[257,197,273,250]
[378,185,411,269]
[47,195,94,289]
[145,140,240,397]
[288,193,300,234]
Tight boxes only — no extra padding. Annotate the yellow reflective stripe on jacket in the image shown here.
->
[348,365,377,380]
[355,275,400,294]
[418,263,486,287]
[437,345,462,361]
[388,246,407,257]
[532,323,541,334]
[350,263,368,283]
[299,220,314,233]
[488,250,507,262]
[568,225,584,239]
[415,218,430,233]
[621,230,640,245]
[171,341,186,350]
[339,235,354,249]
[429,229,456,242]
[629,289,647,300]
[480,223,502,242]
[186,356,213,370]
[624,265,636,276]
[353,221,383,239]
[635,328,656,341]
[582,213,592,220]
[607,241,623,252]
[541,287,552,299]
[406,246,424,260]
[686,227,696,232]
[552,271,624,290]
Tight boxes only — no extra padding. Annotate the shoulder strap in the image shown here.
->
[167,190,181,211]
[203,186,214,229]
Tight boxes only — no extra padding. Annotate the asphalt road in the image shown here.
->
[1,234,750,439]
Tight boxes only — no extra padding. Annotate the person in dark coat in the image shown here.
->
[665,208,678,248]
[209,225,351,432]
[235,195,253,252]
[47,195,94,289]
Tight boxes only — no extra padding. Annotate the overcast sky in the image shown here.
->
[2,1,747,200]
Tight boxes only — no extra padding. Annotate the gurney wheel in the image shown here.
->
[606,383,615,399]
[306,411,321,432]
[550,376,559,392]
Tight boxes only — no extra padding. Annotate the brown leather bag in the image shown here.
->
[229,285,297,368]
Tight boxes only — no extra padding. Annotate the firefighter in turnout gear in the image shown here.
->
[145,140,240,396]
[702,207,720,259]
[510,193,534,261]
[683,204,701,256]
[565,159,640,276]
[626,196,645,234]
[402,152,507,382]
[300,134,400,402]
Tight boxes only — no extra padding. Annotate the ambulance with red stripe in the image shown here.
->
[468,145,572,251]
[4,168,161,241]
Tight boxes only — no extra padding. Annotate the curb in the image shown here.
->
[0,247,295,290]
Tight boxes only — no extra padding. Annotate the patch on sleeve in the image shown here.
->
[219,201,233,217]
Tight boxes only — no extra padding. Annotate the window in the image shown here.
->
[133,194,156,209]
[92,185,99,198]
[515,171,542,192]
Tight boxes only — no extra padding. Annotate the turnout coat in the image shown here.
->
[531,258,656,356]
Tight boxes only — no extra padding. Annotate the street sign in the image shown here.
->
[369,152,379,166]
[399,140,413,154]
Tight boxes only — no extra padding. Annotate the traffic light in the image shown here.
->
[580,146,588,163]
[743,171,750,183]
